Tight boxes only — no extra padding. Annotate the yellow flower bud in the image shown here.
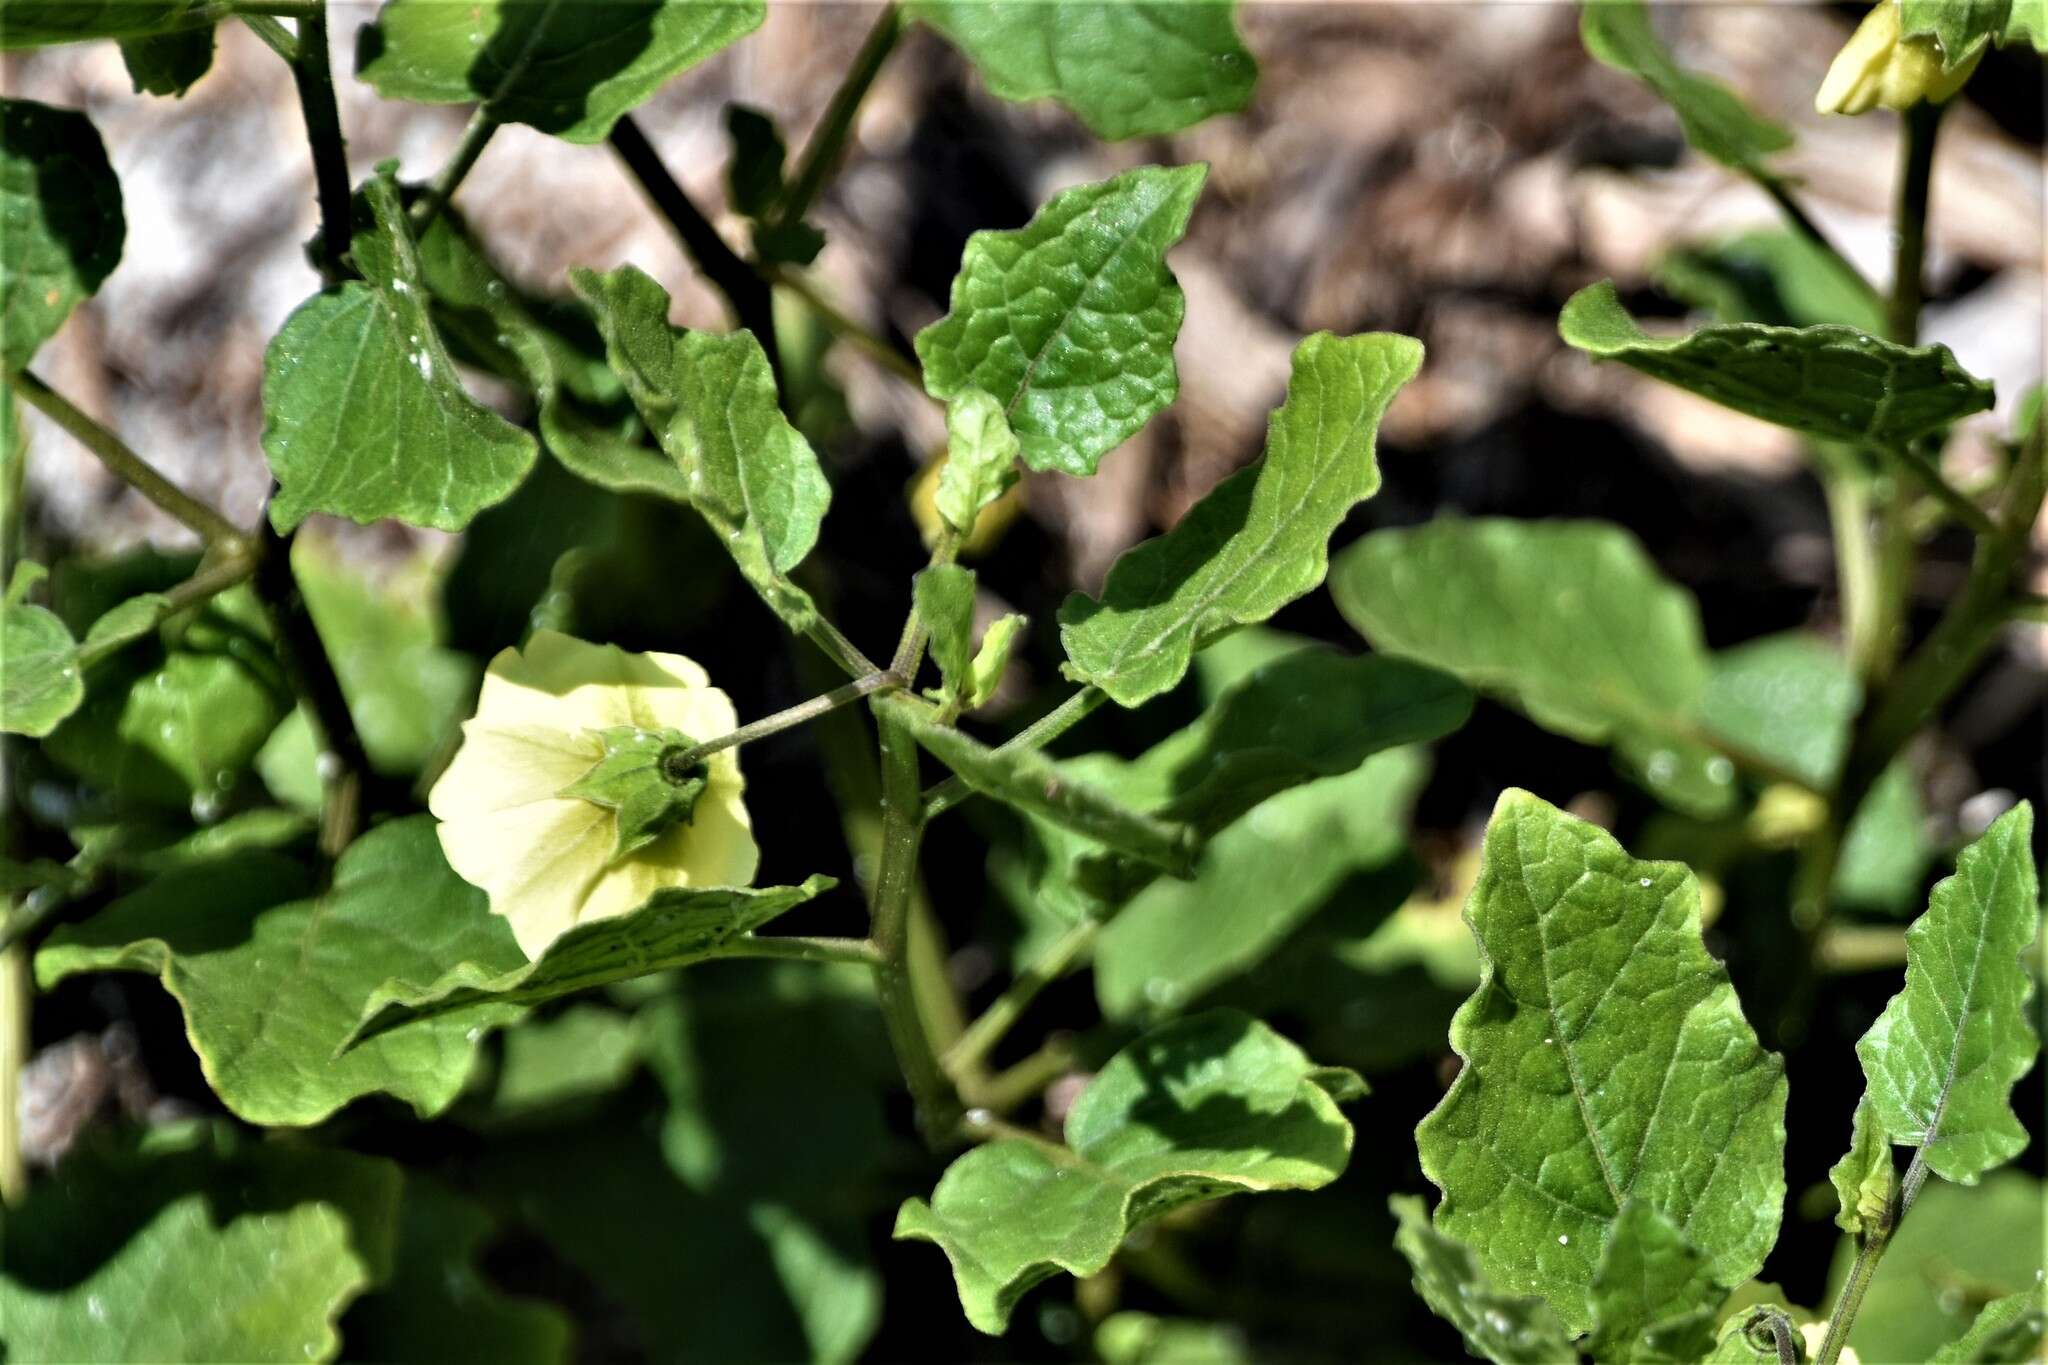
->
[429,630,757,959]
[1817,3,1984,115]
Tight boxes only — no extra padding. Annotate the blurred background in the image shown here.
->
[6,5,2044,1361]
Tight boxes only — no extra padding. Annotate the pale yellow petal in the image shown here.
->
[631,683,741,764]
[437,798,613,959]
[428,722,598,820]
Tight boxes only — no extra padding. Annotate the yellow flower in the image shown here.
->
[1817,2,1983,115]
[429,630,757,959]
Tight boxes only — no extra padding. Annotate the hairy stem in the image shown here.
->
[7,372,247,549]
[924,685,1108,819]
[288,1,354,283]
[410,108,499,237]
[944,918,1099,1079]
[1817,1144,1932,1365]
[237,12,297,61]
[775,3,902,230]
[1887,102,1943,348]
[725,934,882,967]
[668,670,900,770]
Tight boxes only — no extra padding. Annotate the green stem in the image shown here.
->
[869,706,964,1145]
[6,371,248,549]
[774,3,902,230]
[410,108,499,237]
[807,617,882,680]
[725,934,881,967]
[969,1034,1081,1115]
[769,266,923,386]
[1823,462,1886,676]
[287,1,354,284]
[74,550,258,668]
[1887,102,1943,348]
[1752,171,1883,309]
[229,0,319,16]
[668,669,899,770]
[1816,1144,1931,1365]
[237,12,297,61]
[924,685,1108,819]
[0,928,26,1205]
[944,918,1099,1079]
[1888,442,1996,537]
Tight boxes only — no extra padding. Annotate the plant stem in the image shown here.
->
[609,115,782,388]
[1752,171,1883,309]
[945,918,1099,1079]
[668,670,900,769]
[237,12,297,61]
[1823,462,1886,675]
[1887,102,1944,348]
[1888,441,1996,536]
[1816,1144,1933,1365]
[230,0,320,16]
[970,1034,1081,1114]
[74,550,258,668]
[287,1,354,284]
[7,371,248,549]
[410,108,499,237]
[0,928,26,1205]
[725,934,882,967]
[924,685,1108,819]
[769,266,923,386]
[807,617,882,680]
[252,516,370,860]
[868,706,964,1145]
[775,3,902,230]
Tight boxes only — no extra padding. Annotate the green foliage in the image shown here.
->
[1560,280,1996,448]
[910,0,1256,140]
[0,98,124,372]
[357,0,765,144]
[1,564,82,736]
[1061,332,1422,706]
[936,387,1021,536]
[1579,0,1791,171]
[1390,1194,1575,1365]
[263,170,538,532]
[897,1010,1359,1333]
[917,164,1205,476]
[1851,803,2039,1183]
[119,22,213,96]
[1095,1312,1250,1365]
[1898,0,2048,62]
[1585,1201,1721,1363]
[1658,228,1886,334]
[1931,1291,2048,1363]
[1416,791,1786,1335]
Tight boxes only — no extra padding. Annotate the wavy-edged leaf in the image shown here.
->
[897,1010,1357,1334]
[119,23,213,96]
[916,164,1205,476]
[35,817,525,1126]
[1,597,81,736]
[911,0,1256,140]
[916,563,978,705]
[1416,790,1787,1333]
[1580,0,1791,171]
[0,0,210,46]
[1586,1201,1722,1363]
[357,0,764,144]
[0,98,123,371]
[263,170,537,531]
[346,875,836,1047]
[1853,802,2039,1183]
[937,386,1021,537]
[1389,1193,1575,1365]
[1828,1097,1897,1240]
[1560,280,1995,447]
[1061,332,1422,706]
[574,263,828,631]
[1931,1290,2048,1363]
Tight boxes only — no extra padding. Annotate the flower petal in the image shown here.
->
[437,798,613,959]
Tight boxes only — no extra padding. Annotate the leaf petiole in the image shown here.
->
[665,669,901,772]
[923,684,1108,819]
[410,107,499,237]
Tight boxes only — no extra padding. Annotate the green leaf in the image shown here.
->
[968,613,1025,709]
[357,0,765,144]
[574,263,829,632]
[264,170,537,531]
[1706,1307,1800,1364]
[340,1176,573,1364]
[1701,633,1861,793]
[1898,0,2032,65]
[878,692,1198,877]
[1828,1097,1897,1240]
[1931,1290,2048,1363]
[1579,0,1791,171]
[1658,228,1885,334]
[0,1123,400,1364]
[1389,1194,1575,1365]
[0,0,211,46]
[1586,1201,1722,1363]
[1,596,81,736]
[1559,280,1995,448]
[1416,790,1787,1334]
[1061,331,1423,706]
[119,22,213,96]
[465,1002,640,1128]
[911,0,1256,140]
[1852,802,2039,1183]
[724,102,787,218]
[80,590,171,655]
[36,818,526,1126]
[916,164,1205,477]
[1836,760,1933,916]
[916,563,979,708]
[0,99,123,371]
[419,211,687,502]
[896,1010,1357,1335]
[344,875,836,1046]
[1095,1312,1251,1365]
[937,386,1022,537]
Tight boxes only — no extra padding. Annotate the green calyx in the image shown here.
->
[557,726,710,864]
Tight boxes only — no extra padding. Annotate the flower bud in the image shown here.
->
[1816,2,1983,115]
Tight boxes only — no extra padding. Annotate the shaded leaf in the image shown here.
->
[911,0,1256,140]
[80,590,172,656]
[724,103,787,217]
[1898,0,2038,64]
[915,563,979,708]
[1706,1307,1800,1364]
[346,875,835,1046]
[119,22,213,96]
[1930,1290,2048,1363]
[1853,802,2039,1183]
[0,0,210,46]
[0,98,123,371]
[1389,1193,1575,1365]
[1658,228,1884,334]
[936,386,1021,537]
[1416,790,1786,1333]
[897,1010,1357,1334]
[1586,1201,1722,1363]
[1559,280,1995,448]
[464,1002,640,1128]
[1095,1312,1250,1365]
[263,170,537,531]
[1062,332,1421,706]
[357,0,765,144]
[36,818,525,1126]
[1580,0,1791,170]
[1835,759,1932,917]
[1,595,81,736]
[916,164,1205,476]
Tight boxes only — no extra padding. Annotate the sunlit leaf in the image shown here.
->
[1061,332,1420,706]
[263,170,537,531]
[1586,1201,1722,1363]
[1580,0,1791,171]
[911,0,1256,139]
[897,1010,1358,1334]
[0,590,81,737]
[917,164,1205,476]
[1828,1097,1896,1240]
[357,0,765,144]
[1559,280,1994,448]
[915,563,979,708]
[0,98,123,371]
[1898,0,2040,64]
[936,387,1021,537]
[1389,1194,1574,1365]
[1416,791,1786,1333]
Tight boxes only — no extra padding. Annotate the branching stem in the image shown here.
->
[924,685,1108,819]
[944,919,1099,1080]
[667,670,899,770]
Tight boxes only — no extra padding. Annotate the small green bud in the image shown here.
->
[558,725,709,865]
[1816,3,1983,116]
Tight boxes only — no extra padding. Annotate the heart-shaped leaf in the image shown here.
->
[0,99,123,372]
[0,595,81,736]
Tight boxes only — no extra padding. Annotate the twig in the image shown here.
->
[1750,171,1882,308]
[1888,441,1997,537]
[769,265,923,386]
[945,919,1099,1079]
[666,670,899,770]
[774,3,902,230]
[286,1,355,283]
[410,108,499,237]
[924,685,1109,819]
[722,934,882,967]
[74,550,259,668]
